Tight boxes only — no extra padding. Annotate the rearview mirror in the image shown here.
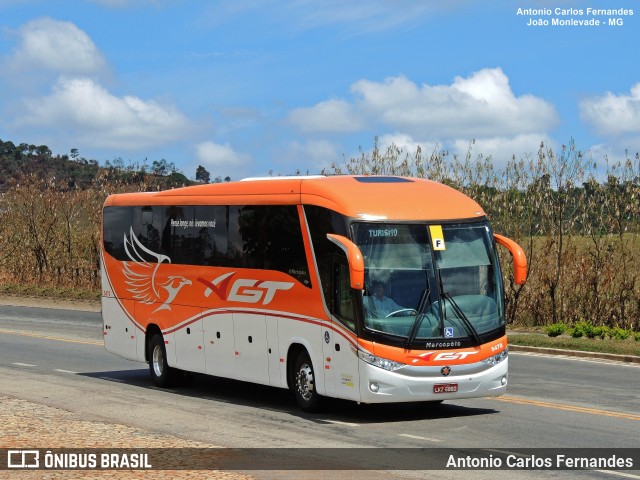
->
[493,234,527,285]
[326,234,365,289]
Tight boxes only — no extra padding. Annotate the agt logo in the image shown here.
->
[198,272,293,305]
[410,351,479,363]
[432,351,478,361]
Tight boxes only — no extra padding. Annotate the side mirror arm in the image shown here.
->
[493,233,527,285]
[326,234,365,289]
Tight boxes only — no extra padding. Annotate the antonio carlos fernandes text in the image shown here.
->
[446,454,634,469]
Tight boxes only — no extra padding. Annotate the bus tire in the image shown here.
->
[149,333,176,388]
[293,350,324,412]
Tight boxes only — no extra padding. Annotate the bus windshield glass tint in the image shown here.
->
[352,222,503,340]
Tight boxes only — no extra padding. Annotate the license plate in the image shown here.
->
[434,383,458,394]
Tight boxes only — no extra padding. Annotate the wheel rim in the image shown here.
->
[152,344,164,378]
[296,362,314,401]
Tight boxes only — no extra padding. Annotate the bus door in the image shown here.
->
[323,257,360,401]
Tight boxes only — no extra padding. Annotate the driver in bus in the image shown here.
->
[364,280,406,318]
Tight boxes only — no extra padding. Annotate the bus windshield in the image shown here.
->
[352,222,504,343]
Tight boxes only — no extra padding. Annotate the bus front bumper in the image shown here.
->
[358,357,509,404]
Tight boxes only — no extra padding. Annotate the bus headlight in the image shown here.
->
[358,350,405,372]
[481,347,508,366]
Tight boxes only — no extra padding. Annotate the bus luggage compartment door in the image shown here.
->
[102,297,140,361]
[204,312,236,378]
[233,312,270,385]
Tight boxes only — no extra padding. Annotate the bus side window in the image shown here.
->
[265,206,311,286]
[160,206,194,264]
[103,206,132,260]
[134,206,163,256]
[332,260,356,332]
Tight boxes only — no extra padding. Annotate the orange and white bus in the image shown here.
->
[101,175,526,411]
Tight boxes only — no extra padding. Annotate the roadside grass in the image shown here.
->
[508,331,640,357]
[0,283,100,303]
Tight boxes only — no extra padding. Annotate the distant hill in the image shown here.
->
[0,138,191,192]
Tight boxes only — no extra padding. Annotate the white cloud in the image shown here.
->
[283,139,342,173]
[192,141,252,181]
[290,68,557,143]
[285,68,559,172]
[377,133,439,156]
[195,141,250,168]
[10,17,107,75]
[288,99,365,133]
[19,76,193,149]
[351,68,558,138]
[580,83,640,137]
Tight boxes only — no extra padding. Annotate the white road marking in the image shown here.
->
[321,419,361,427]
[594,471,640,479]
[54,369,78,374]
[397,433,442,443]
[511,351,640,368]
[0,328,102,346]
[12,362,36,367]
[99,376,125,383]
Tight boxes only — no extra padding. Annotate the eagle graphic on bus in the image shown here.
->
[122,227,191,312]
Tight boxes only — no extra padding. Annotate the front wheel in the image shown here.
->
[293,351,324,412]
[149,333,176,387]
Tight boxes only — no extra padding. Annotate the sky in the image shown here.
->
[0,0,639,181]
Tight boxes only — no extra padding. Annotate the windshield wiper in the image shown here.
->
[436,269,482,345]
[404,288,430,347]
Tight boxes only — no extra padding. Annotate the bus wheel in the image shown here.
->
[149,334,175,387]
[293,351,323,412]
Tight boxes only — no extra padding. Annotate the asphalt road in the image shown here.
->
[0,304,639,479]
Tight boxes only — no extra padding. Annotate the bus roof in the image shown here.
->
[104,175,486,221]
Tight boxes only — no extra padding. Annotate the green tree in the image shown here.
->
[195,165,211,183]
[152,158,177,176]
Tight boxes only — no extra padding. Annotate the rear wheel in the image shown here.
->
[292,350,324,412]
[149,334,176,387]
